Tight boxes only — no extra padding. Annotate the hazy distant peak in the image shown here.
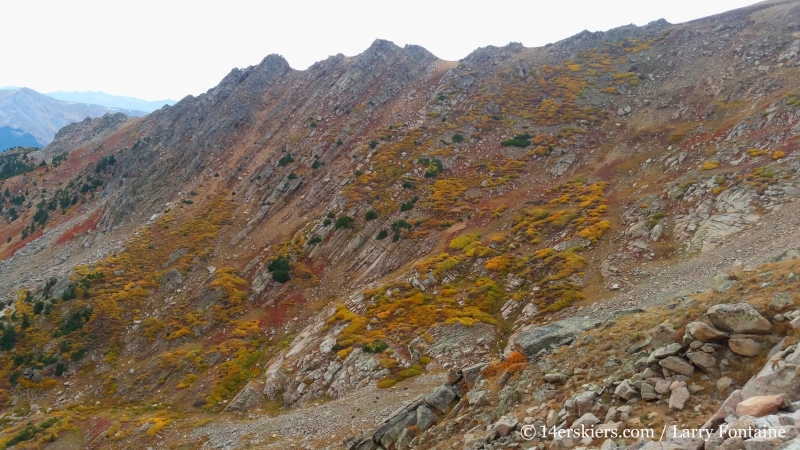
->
[44,90,175,113]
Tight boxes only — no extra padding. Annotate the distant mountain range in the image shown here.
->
[0,126,39,150]
[44,90,175,113]
[0,87,148,151]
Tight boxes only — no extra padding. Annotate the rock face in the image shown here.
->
[707,303,773,335]
[736,395,787,417]
[505,317,600,359]
[742,345,800,400]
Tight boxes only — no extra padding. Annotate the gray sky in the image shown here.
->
[3,0,760,101]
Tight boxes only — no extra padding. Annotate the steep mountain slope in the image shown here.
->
[44,91,175,113]
[0,88,145,149]
[1,1,800,449]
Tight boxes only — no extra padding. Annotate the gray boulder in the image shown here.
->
[686,321,730,342]
[493,415,518,436]
[505,317,601,359]
[615,379,638,401]
[771,293,796,312]
[669,386,691,410]
[712,271,736,293]
[425,384,456,413]
[687,351,720,377]
[659,356,695,376]
[707,303,772,335]
[416,404,437,431]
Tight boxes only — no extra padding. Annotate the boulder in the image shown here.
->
[729,339,764,357]
[687,351,721,377]
[707,303,772,335]
[506,317,601,359]
[771,293,796,312]
[744,437,785,450]
[655,379,672,395]
[462,362,488,387]
[712,271,736,293]
[416,404,437,431]
[736,395,788,417]
[545,373,567,384]
[719,437,746,450]
[467,389,488,406]
[493,415,518,437]
[669,386,691,410]
[378,411,417,449]
[641,382,658,401]
[574,391,597,416]
[615,379,638,401]
[659,356,695,376]
[652,343,684,359]
[686,321,730,342]
[425,384,456,413]
[572,412,600,429]
[702,390,743,430]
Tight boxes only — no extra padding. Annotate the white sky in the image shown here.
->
[2,0,760,101]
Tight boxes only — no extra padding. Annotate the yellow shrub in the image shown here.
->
[772,151,785,160]
[449,234,480,250]
[748,148,767,157]
[377,378,396,389]
[576,220,611,242]
[701,161,719,170]
[485,256,511,272]
[176,373,198,389]
[231,320,260,339]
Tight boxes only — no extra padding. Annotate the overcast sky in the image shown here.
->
[2,0,760,101]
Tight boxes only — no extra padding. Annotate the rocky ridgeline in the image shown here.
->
[340,261,800,450]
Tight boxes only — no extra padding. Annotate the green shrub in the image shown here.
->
[423,159,444,178]
[376,229,388,240]
[267,256,291,283]
[268,256,290,273]
[335,216,354,230]
[288,171,298,180]
[363,339,389,353]
[272,271,290,283]
[452,134,464,143]
[323,218,332,227]
[501,133,532,148]
[369,140,378,149]
[365,210,378,220]
[278,153,295,167]
[308,236,322,246]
